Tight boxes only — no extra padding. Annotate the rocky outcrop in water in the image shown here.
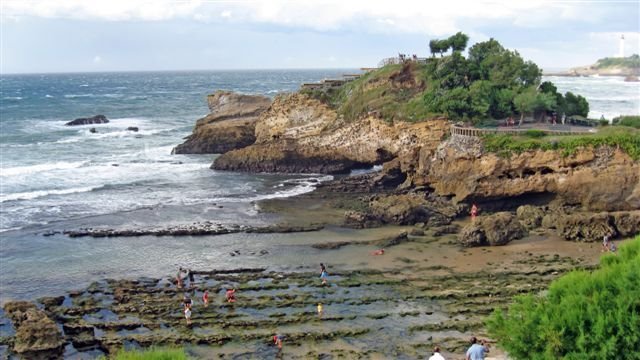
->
[172,91,271,154]
[212,93,449,173]
[66,115,108,126]
[419,135,640,212]
[3,301,65,359]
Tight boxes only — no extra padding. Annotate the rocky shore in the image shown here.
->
[0,230,602,359]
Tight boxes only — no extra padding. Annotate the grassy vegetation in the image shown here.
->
[102,347,189,360]
[302,63,440,123]
[594,54,640,69]
[487,235,640,359]
[612,115,640,129]
[482,126,640,160]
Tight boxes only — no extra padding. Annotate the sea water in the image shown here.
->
[0,71,638,301]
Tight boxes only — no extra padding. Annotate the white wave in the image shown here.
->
[3,96,22,100]
[0,186,99,203]
[45,94,54,98]
[1,161,87,177]
[79,84,89,87]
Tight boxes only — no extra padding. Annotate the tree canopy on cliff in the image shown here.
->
[302,34,589,124]
[486,235,640,359]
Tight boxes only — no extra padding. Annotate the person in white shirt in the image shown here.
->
[429,346,445,360]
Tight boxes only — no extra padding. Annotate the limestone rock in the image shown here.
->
[516,205,545,230]
[66,114,108,126]
[213,93,449,173]
[173,91,271,154]
[458,212,527,247]
[611,211,640,238]
[3,301,65,357]
[556,212,617,242]
[421,138,640,212]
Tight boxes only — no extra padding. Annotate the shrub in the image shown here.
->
[612,115,640,129]
[524,129,546,138]
[486,236,640,359]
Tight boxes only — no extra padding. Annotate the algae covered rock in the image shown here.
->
[556,212,617,242]
[516,205,545,230]
[458,212,527,247]
[611,210,640,238]
[3,301,65,358]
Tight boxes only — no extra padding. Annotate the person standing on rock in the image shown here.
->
[273,334,284,350]
[317,303,324,317]
[470,204,479,221]
[429,346,445,360]
[465,337,489,360]
[320,263,328,285]
[176,267,184,288]
[188,269,195,289]
[602,235,610,252]
[184,306,192,325]
[202,290,209,307]
[226,288,237,303]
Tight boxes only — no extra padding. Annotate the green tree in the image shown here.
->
[435,51,469,89]
[491,88,515,119]
[468,80,492,120]
[449,32,470,52]
[564,91,589,117]
[513,86,538,124]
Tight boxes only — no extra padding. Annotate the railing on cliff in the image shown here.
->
[450,125,594,137]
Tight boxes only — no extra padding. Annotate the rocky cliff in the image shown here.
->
[172,91,271,154]
[415,134,640,212]
[212,93,450,173]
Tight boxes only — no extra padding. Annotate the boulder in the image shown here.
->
[432,224,461,236]
[483,212,528,246]
[126,126,139,132]
[172,91,271,154]
[458,212,527,247]
[611,211,640,238]
[3,301,65,357]
[343,211,382,229]
[458,223,486,247]
[37,296,65,310]
[66,115,108,126]
[89,127,97,133]
[373,231,409,247]
[516,205,545,230]
[555,212,617,242]
[368,194,430,225]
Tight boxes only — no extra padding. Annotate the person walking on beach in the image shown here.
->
[466,337,489,360]
[429,346,445,360]
[320,263,328,285]
[202,290,209,307]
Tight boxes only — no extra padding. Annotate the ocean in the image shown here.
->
[0,71,638,302]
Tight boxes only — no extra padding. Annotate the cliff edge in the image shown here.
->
[172,91,271,154]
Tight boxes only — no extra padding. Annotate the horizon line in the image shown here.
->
[0,67,366,76]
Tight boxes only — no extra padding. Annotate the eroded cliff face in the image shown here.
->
[417,134,640,211]
[172,91,271,154]
[213,93,450,174]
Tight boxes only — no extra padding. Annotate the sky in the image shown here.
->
[1,0,639,74]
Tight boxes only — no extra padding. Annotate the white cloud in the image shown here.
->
[0,0,612,36]
[93,55,102,63]
[1,0,203,21]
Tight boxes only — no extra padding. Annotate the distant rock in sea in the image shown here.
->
[126,126,139,132]
[66,114,109,126]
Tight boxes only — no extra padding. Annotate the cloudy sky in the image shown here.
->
[1,0,639,73]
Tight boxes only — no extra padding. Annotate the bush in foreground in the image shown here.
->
[486,235,640,359]
[103,347,189,360]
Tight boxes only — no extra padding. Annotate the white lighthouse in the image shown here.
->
[619,34,625,58]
